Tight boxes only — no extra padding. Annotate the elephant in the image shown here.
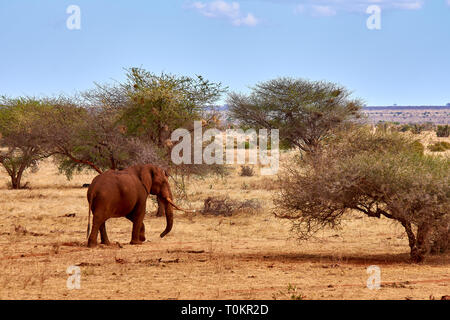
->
[86,164,186,248]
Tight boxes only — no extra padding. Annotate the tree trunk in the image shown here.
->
[415,223,431,260]
[10,169,24,189]
[430,224,449,254]
[11,176,20,189]
[401,220,431,263]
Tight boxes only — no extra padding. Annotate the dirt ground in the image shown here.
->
[0,135,449,300]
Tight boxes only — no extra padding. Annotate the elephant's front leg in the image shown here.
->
[129,204,146,245]
[126,212,146,243]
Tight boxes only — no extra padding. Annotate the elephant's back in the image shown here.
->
[87,171,142,214]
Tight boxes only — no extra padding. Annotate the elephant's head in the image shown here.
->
[136,164,176,238]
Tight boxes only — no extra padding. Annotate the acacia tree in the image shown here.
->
[0,97,53,189]
[275,127,449,262]
[44,69,227,214]
[43,68,226,175]
[83,68,228,192]
[120,69,228,205]
[43,98,165,179]
[228,78,362,153]
[117,67,225,147]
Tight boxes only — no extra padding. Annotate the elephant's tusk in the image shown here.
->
[166,198,197,213]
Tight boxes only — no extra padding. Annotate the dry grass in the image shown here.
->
[0,140,448,300]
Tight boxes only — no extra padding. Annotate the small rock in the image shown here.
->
[187,250,205,254]
[76,262,101,267]
[62,213,76,218]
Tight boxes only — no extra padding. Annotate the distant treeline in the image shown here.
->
[364,105,450,110]
[216,105,450,112]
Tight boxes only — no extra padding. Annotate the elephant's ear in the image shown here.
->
[139,166,152,194]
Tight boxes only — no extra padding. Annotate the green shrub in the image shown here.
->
[399,124,412,132]
[436,125,450,138]
[410,124,425,134]
[272,284,306,300]
[428,141,450,152]
[408,123,435,134]
[240,165,254,177]
[275,127,450,262]
[411,140,425,155]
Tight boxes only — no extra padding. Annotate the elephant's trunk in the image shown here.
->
[160,197,174,238]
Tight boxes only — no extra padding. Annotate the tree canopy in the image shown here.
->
[228,78,362,153]
[275,127,449,262]
[0,97,54,188]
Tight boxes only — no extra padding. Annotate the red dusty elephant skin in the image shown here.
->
[86,164,183,247]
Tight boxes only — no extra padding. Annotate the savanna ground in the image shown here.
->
[0,132,448,300]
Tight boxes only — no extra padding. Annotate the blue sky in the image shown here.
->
[0,0,449,105]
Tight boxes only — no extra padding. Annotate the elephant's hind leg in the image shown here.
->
[99,222,111,245]
[88,214,107,248]
[139,223,146,242]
